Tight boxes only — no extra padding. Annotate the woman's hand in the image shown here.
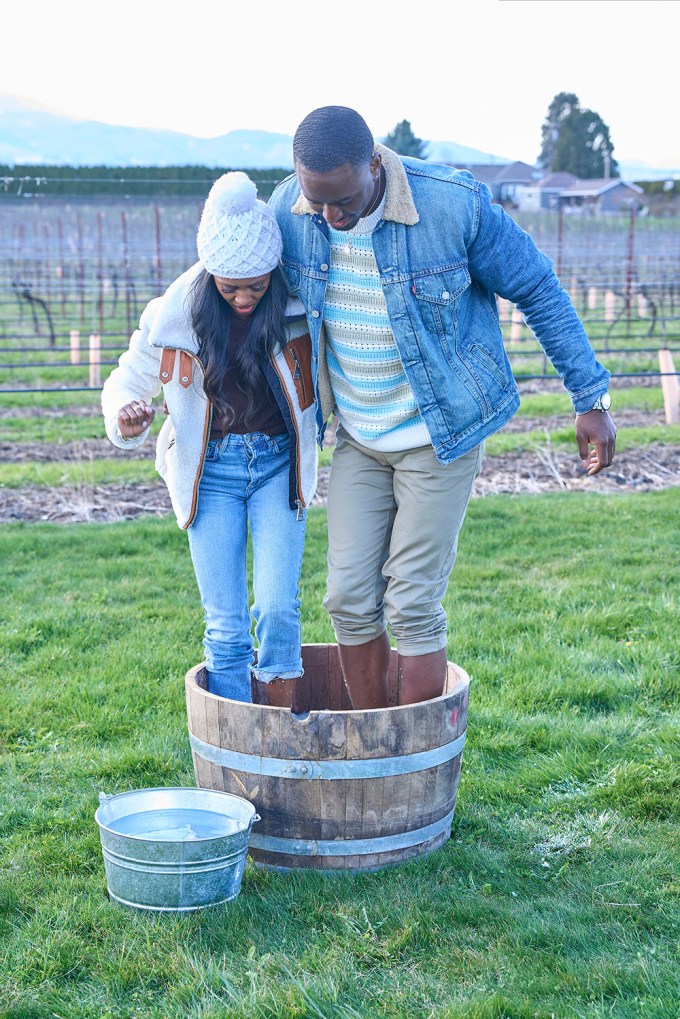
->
[117,400,155,439]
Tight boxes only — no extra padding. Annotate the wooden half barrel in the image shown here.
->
[185,643,469,871]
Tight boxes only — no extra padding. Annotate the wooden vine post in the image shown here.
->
[658,349,679,424]
[69,329,80,365]
[89,333,101,388]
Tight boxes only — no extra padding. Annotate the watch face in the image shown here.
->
[600,393,611,411]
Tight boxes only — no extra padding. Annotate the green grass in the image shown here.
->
[0,420,676,489]
[0,407,160,446]
[1,379,675,488]
[1,494,678,1018]
[0,384,669,445]
[0,414,107,444]
[484,423,680,457]
[0,390,102,410]
[515,386,667,417]
[0,457,159,489]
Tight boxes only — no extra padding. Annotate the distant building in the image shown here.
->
[515,175,643,213]
[556,178,645,213]
[515,172,579,212]
[455,161,543,204]
[455,160,645,214]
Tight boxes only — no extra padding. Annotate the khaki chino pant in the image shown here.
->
[323,426,484,656]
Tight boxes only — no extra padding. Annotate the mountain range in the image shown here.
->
[0,93,509,170]
[0,93,676,181]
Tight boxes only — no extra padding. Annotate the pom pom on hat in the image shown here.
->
[197,171,283,279]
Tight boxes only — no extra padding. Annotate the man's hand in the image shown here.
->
[576,411,617,476]
[117,400,155,439]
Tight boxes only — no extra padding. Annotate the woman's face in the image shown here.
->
[214,273,271,317]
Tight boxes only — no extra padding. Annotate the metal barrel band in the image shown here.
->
[189,731,466,780]
[249,808,455,858]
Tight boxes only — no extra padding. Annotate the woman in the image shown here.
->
[101,172,318,705]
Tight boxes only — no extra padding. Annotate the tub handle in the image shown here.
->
[98,791,111,805]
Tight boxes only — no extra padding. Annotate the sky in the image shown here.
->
[1,0,678,169]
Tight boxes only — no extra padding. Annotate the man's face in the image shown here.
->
[296,156,380,232]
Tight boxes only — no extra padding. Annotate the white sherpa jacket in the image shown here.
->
[101,262,318,529]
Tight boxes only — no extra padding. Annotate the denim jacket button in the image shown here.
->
[442,290,450,299]
[312,310,320,318]
[320,263,329,272]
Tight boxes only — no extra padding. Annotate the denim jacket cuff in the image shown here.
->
[572,388,609,415]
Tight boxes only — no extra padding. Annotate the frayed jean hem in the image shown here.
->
[252,666,304,683]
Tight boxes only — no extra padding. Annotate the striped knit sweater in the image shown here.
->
[323,201,431,451]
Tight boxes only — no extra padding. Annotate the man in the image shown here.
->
[269,106,616,710]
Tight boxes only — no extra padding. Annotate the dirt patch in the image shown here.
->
[0,409,669,465]
[0,438,153,463]
[473,443,679,496]
[1,444,677,524]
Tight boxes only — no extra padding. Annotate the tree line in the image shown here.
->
[1,98,673,201]
[0,166,292,199]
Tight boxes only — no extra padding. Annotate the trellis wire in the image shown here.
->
[2,192,679,399]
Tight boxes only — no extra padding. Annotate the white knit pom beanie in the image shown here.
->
[196,171,283,279]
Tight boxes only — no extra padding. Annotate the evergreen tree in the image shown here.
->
[384,120,428,158]
[539,93,619,178]
[539,92,579,172]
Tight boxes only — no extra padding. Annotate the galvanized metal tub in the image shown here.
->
[95,786,259,911]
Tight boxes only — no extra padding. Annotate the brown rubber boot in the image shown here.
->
[338,631,392,710]
[397,649,447,705]
[251,676,299,709]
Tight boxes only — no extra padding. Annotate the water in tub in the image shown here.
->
[107,808,244,840]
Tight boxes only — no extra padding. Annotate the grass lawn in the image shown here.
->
[1,492,678,1018]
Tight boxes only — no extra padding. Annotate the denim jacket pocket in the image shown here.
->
[281,261,302,295]
[411,266,471,363]
[465,343,509,390]
[410,265,470,305]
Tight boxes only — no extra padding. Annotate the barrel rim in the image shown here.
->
[185,654,470,716]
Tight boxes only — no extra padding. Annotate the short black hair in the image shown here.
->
[293,106,374,173]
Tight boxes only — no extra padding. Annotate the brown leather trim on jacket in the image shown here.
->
[183,398,212,530]
[269,354,305,510]
[159,348,175,384]
[179,351,193,388]
[158,348,193,388]
[282,332,314,411]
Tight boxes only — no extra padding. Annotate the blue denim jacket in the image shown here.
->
[269,145,610,463]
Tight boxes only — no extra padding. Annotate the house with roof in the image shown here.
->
[514,172,579,211]
[515,173,643,214]
[557,178,644,213]
[456,160,544,204]
[455,159,644,214]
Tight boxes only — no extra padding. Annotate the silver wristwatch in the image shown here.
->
[577,392,611,415]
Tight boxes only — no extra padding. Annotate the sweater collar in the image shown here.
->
[290,143,419,226]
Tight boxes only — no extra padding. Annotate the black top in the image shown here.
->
[209,316,286,439]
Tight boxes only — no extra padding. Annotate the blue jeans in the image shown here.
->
[187,432,306,701]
